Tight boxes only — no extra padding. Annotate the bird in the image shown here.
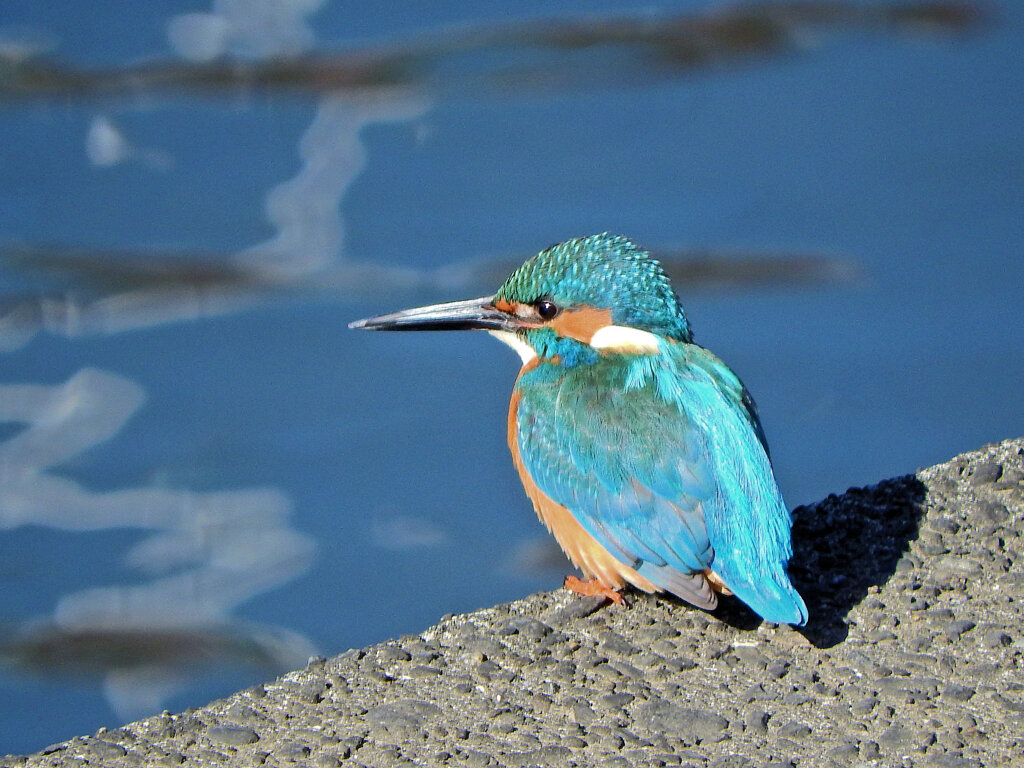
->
[350,233,807,625]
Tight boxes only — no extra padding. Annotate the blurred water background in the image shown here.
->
[0,0,1021,755]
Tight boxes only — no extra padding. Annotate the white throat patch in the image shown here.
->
[488,330,537,364]
[489,325,660,362]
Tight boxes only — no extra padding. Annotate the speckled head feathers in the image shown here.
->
[494,234,691,342]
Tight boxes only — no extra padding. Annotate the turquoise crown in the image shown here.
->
[494,234,692,342]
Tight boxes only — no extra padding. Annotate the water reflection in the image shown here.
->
[0,2,982,101]
[238,92,431,280]
[167,0,325,62]
[0,3,432,728]
[370,514,449,551]
[0,87,430,351]
[0,369,316,718]
[1,622,314,719]
[85,116,174,171]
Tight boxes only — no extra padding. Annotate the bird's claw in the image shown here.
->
[564,575,624,605]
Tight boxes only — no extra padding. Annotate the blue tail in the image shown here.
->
[728,571,807,626]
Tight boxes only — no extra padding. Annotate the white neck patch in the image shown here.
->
[489,325,660,363]
[488,330,537,364]
[590,325,661,354]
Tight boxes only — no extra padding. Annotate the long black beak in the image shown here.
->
[349,295,518,332]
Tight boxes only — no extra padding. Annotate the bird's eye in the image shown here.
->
[535,298,560,321]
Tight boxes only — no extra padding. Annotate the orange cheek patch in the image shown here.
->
[549,306,613,344]
[492,298,516,313]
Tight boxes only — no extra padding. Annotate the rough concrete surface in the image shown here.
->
[5,439,1023,767]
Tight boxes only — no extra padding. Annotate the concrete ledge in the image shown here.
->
[7,439,1024,767]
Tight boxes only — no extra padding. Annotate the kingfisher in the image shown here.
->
[350,234,807,625]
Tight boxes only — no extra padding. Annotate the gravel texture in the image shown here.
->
[5,438,1023,767]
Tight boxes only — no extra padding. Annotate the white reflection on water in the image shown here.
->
[172,0,431,280]
[0,369,317,718]
[86,115,174,171]
[370,514,449,551]
[239,91,431,281]
[168,0,325,63]
[0,93,430,350]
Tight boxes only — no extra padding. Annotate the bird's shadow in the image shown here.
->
[787,474,928,647]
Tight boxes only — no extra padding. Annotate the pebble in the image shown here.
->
[977,501,1009,525]
[743,708,769,735]
[826,742,858,761]
[944,619,976,639]
[86,740,127,759]
[851,696,877,715]
[941,684,976,702]
[878,723,914,747]
[379,647,412,662]
[859,740,881,760]
[9,440,1024,768]
[206,726,259,746]
[547,595,607,624]
[969,461,1003,485]
[599,693,635,709]
[777,721,811,739]
[635,701,729,742]
[408,665,443,678]
[981,630,1011,649]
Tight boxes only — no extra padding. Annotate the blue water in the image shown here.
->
[1,0,1022,755]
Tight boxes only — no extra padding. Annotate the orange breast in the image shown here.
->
[507,364,659,594]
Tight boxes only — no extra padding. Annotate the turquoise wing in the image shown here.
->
[515,345,807,625]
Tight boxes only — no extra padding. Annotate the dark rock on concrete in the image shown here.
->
[205,725,259,746]
[82,741,126,759]
[6,439,1024,767]
[634,700,729,741]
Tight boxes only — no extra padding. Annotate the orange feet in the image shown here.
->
[704,568,734,596]
[564,575,624,605]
